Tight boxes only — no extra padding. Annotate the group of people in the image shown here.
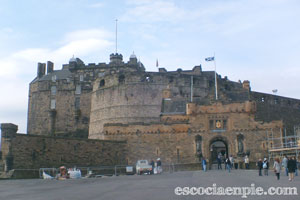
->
[150,158,162,174]
[201,153,299,181]
[216,153,236,172]
[257,156,298,181]
[256,158,270,176]
[201,153,237,173]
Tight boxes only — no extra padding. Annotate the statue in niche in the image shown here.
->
[237,134,244,155]
[195,135,202,160]
[238,139,244,153]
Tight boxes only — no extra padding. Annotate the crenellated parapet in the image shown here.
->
[186,101,256,115]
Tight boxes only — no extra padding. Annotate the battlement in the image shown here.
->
[186,101,256,115]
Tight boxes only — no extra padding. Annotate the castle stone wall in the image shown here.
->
[102,102,282,165]
[89,71,213,139]
[251,92,300,134]
[1,123,127,170]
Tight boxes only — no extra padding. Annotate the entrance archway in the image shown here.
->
[209,137,228,165]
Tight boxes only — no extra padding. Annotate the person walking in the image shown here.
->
[287,156,297,181]
[282,155,288,176]
[150,160,155,174]
[225,157,231,173]
[157,158,162,174]
[295,159,299,176]
[229,155,234,170]
[202,157,207,172]
[224,156,227,170]
[273,158,281,180]
[245,155,250,169]
[257,159,263,176]
[217,153,222,170]
[263,158,269,176]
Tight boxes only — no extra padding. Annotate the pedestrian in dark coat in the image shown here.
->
[225,157,231,173]
[217,153,222,170]
[150,160,155,174]
[287,157,297,181]
[257,159,263,176]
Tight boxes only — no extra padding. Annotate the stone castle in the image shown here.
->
[1,52,300,176]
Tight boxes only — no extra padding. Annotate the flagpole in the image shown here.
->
[115,19,118,53]
[214,52,218,100]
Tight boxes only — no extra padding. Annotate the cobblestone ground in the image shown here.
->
[0,170,299,200]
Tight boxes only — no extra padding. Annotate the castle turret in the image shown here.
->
[129,52,137,64]
[109,53,123,65]
[69,55,77,69]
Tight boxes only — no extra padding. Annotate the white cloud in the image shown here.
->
[122,0,186,23]
[10,29,113,67]
[63,29,112,43]
[0,28,113,133]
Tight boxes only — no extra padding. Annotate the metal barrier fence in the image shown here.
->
[39,168,58,178]
[38,163,203,178]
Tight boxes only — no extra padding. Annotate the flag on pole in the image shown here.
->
[156,59,159,68]
[205,57,214,62]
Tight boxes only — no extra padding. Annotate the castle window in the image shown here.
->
[223,120,227,129]
[142,74,153,82]
[98,72,105,78]
[261,97,265,102]
[52,75,57,82]
[75,85,81,95]
[75,97,80,109]
[51,86,56,95]
[224,84,230,91]
[99,79,105,87]
[80,74,84,82]
[119,75,125,84]
[274,98,278,104]
[209,120,214,129]
[50,99,56,109]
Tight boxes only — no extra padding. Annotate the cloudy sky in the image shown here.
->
[0,0,300,134]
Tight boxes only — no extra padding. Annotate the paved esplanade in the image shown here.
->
[0,170,299,200]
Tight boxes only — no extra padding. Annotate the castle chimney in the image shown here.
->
[243,80,250,91]
[37,63,46,78]
[47,61,54,74]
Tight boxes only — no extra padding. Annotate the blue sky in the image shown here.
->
[0,0,300,134]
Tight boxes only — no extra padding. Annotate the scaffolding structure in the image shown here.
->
[266,126,300,160]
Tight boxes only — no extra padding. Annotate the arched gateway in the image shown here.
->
[209,136,228,167]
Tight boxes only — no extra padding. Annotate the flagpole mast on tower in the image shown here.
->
[214,52,218,100]
[115,19,118,54]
